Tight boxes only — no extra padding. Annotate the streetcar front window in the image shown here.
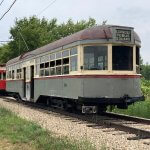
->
[136,47,140,73]
[84,46,108,70]
[136,47,140,65]
[112,46,133,70]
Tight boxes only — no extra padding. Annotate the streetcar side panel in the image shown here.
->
[34,77,83,101]
[6,80,24,97]
[82,77,142,98]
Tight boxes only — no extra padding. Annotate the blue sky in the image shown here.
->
[0,0,149,63]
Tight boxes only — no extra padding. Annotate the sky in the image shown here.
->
[0,0,150,63]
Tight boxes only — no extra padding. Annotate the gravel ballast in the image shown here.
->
[0,98,150,150]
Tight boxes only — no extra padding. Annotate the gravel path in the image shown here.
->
[0,98,150,150]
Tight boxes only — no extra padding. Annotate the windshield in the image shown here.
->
[112,46,133,70]
[84,46,108,70]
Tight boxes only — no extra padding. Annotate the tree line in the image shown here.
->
[0,16,96,63]
[0,16,149,80]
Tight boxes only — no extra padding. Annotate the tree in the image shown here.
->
[8,16,96,60]
[0,17,96,63]
[0,44,12,63]
[141,63,150,80]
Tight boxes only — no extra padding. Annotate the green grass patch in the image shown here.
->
[112,100,150,119]
[0,107,96,150]
[141,78,150,100]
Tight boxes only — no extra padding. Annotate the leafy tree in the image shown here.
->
[0,17,96,63]
[0,44,12,63]
[8,16,96,59]
[141,63,150,80]
[9,16,58,58]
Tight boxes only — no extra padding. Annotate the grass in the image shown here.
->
[112,101,150,119]
[112,78,150,119]
[0,107,96,150]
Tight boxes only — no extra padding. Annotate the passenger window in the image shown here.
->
[56,67,61,75]
[36,64,40,75]
[63,66,69,74]
[70,56,77,71]
[50,61,55,67]
[9,71,11,79]
[45,69,49,76]
[50,68,55,75]
[63,58,69,65]
[62,50,69,57]
[50,54,55,60]
[56,59,61,66]
[40,70,44,76]
[70,48,77,55]
[45,62,49,68]
[0,73,2,80]
[56,52,61,59]
[40,63,44,69]
[12,70,15,79]
[16,69,22,79]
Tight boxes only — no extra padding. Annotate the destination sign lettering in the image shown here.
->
[116,29,131,41]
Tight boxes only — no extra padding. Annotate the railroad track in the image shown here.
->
[1,96,150,142]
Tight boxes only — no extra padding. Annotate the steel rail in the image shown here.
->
[103,112,150,125]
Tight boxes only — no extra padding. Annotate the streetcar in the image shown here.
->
[6,25,144,113]
[0,64,6,95]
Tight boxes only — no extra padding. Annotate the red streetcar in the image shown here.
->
[0,64,6,95]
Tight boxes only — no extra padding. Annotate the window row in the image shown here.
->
[40,65,69,76]
[38,47,77,64]
[7,69,22,79]
[38,55,78,77]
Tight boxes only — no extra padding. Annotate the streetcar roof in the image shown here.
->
[6,25,141,65]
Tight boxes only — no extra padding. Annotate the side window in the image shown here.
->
[50,53,56,75]
[35,57,40,75]
[70,47,78,71]
[40,63,45,76]
[62,50,69,74]
[36,64,40,75]
[136,47,140,65]
[16,69,22,79]
[0,73,2,80]
[45,62,50,76]
[12,70,15,79]
[70,56,77,71]
[8,71,11,79]
[38,48,78,76]
[136,47,140,74]
[3,72,6,80]
[56,52,62,75]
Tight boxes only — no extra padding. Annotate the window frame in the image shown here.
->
[83,44,108,71]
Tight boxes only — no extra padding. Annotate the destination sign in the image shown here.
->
[116,29,131,42]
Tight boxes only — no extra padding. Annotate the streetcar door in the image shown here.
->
[23,67,26,97]
[30,65,34,99]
